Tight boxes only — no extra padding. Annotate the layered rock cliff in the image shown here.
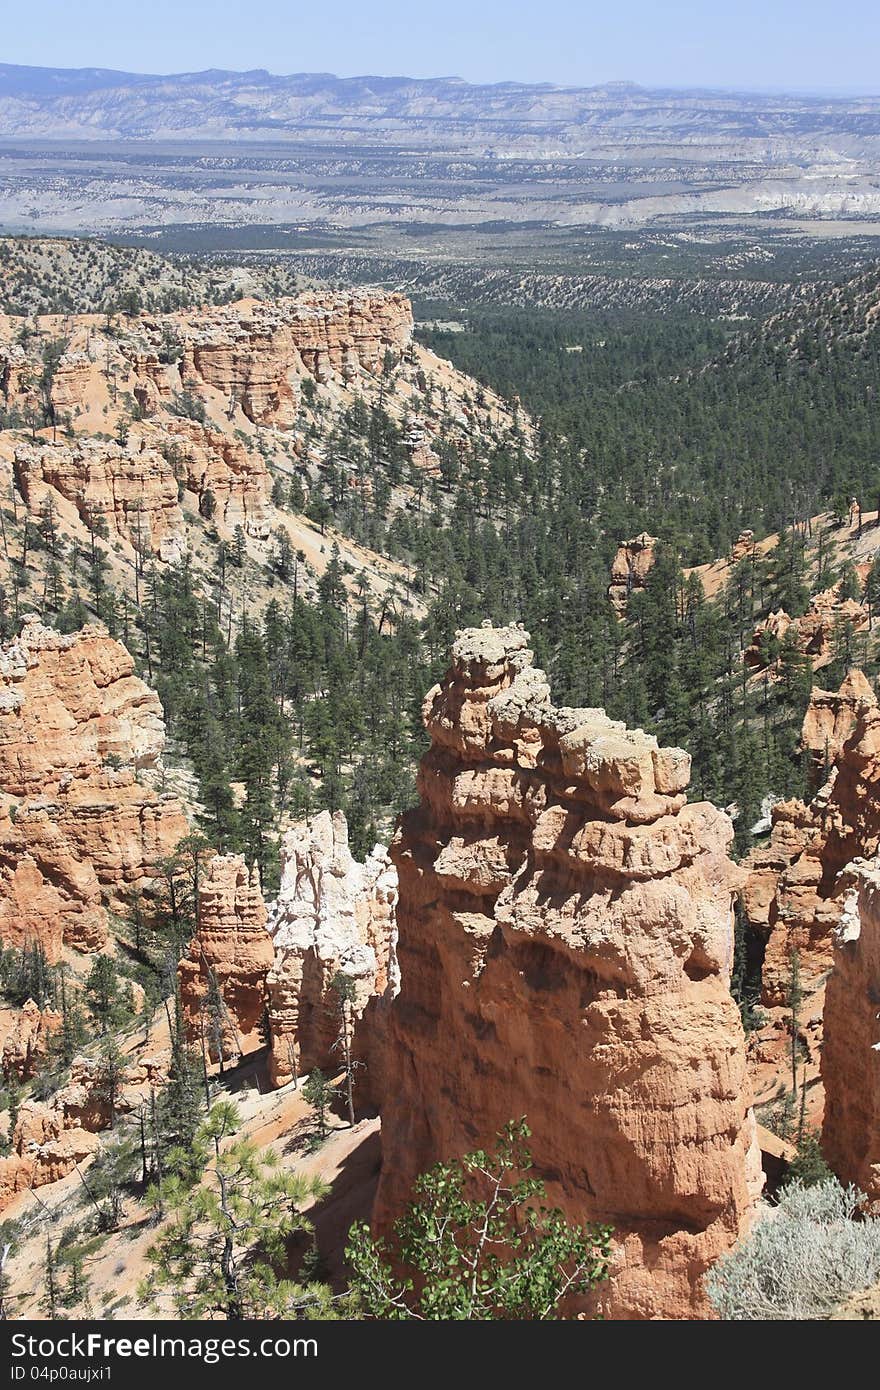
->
[179,854,274,1061]
[822,859,880,1205]
[174,293,412,423]
[14,438,184,559]
[136,417,269,533]
[266,811,398,1091]
[0,615,188,957]
[108,292,413,429]
[14,419,269,559]
[742,671,880,1004]
[374,622,761,1319]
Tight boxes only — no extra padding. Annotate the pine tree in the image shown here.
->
[139,1102,334,1320]
[330,972,359,1127]
[42,1234,59,1319]
[302,1070,334,1144]
[84,955,119,1035]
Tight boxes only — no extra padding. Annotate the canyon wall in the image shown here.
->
[373,622,761,1319]
[14,437,184,558]
[822,859,880,1205]
[15,419,269,558]
[174,293,412,426]
[0,615,188,958]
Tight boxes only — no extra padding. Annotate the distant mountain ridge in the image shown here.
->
[3,62,880,151]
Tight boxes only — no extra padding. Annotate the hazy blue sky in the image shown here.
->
[4,0,879,94]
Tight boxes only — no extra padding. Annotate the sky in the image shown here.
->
[3,0,880,95]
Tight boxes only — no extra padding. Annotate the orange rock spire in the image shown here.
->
[373,622,761,1319]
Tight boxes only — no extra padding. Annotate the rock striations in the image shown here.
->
[14,419,269,560]
[373,622,761,1319]
[172,293,413,425]
[0,615,188,958]
[821,859,880,1206]
[14,438,184,559]
[266,811,398,1091]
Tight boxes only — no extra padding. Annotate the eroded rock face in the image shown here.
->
[801,670,875,787]
[266,811,398,1090]
[14,421,270,557]
[0,616,189,958]
[742,673,880,1004]
[744,588,869,674]
[374,622,761,1319]
[821,860,880,1205]
[0,615,166,796]
[136,418,269,534]
[179,854,275,1060]
[0,1054,166,1211]
[1,999,61,1081]
[48,352,91,413]
[162,293,412,427]
[608,532,657,614]
[14,438,184,557]
[0,800,107,954]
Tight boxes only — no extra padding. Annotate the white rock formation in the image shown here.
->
[266,809,398,1088]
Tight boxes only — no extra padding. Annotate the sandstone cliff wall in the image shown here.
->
[175,293,412,426]
[0,616,188,958]
[742,671,880,1004]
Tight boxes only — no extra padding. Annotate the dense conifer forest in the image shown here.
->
[5,251,880,893]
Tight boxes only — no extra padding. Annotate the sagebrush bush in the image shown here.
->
[707,1179,880,1320]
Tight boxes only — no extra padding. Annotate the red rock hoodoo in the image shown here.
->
[821,859,880,1205]
[373,622,761,1319]
[800,669,875,787]
[744,589,869,676]
[608,532,658,614]
[1,998,61,1081]
[179,854,275,1060]
[742,671,880,1004]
